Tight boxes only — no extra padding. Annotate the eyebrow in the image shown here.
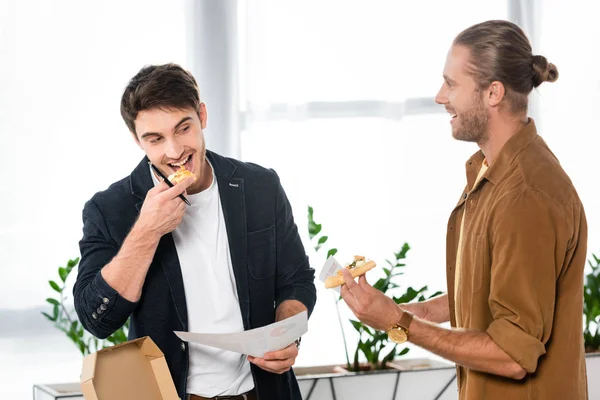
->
[443,75,457,85]
[140,116,193,140]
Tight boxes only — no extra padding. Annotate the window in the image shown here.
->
[239,0,514,367]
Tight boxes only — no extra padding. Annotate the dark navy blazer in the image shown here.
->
[73,150,316,399]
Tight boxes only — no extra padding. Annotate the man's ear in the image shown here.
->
[487,81,505,107]
[199,102,208,129]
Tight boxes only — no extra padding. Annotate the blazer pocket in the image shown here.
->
[247,225,276,280]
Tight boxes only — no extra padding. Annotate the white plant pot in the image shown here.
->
[32,383,83,400]
[296,353,600,400]
[295,358,457,400]
[586,352,600,399]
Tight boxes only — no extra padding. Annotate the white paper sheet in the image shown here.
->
[318,255,344,293]
[174,311,308,358]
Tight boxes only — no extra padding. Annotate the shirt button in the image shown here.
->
[100,304,107,311]
[103,297,110,304]
[181,342,186,351]
[92,312,98,319]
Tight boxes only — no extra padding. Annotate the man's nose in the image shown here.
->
[164,138,184,160]
[435,84,447,105]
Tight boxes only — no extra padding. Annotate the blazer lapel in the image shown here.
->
[156,233,188,331]
[208,151,251,329]
[129,156,188,331]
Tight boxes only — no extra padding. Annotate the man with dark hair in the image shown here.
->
[74,63,316,400]
[340,20,588,400]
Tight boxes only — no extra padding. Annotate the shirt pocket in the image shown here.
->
[247,225,276,280]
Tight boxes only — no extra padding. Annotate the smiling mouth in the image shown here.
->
[167,154,192,172]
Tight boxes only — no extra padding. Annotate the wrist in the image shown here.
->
[387,309,414,344]
[132,218,162,243]
[391,304,405,330]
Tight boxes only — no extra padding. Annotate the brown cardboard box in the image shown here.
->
[80,336,179,400]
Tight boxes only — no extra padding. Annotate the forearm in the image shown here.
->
[401,293,449,324]
[101,223,160,302]
[275,300,308,321]
[409,318,526,379]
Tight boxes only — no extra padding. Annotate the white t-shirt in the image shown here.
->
[150,162,254,397]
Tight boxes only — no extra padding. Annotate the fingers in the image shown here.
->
[163,177,195,199]
[358,274,368,286]
[248,355,294,374]
[340,282,359,311]
[262,343,297,361]
[147,180,170,196]
[341,269,357,289]
[341,269,365,298]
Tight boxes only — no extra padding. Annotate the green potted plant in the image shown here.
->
[42,257,129,355]
[295,207,456,400]
[307,206,441,372]
[36,258,130,399]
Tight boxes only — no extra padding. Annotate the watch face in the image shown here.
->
[388,328,408,344]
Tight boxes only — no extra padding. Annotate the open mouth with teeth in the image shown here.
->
[445,108,457,123]
[168,154,193,173]
[165,154,196,184]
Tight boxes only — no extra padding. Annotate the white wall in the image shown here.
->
[0,0,189,309]
[0,2,189,396]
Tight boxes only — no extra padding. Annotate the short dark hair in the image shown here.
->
[454,20,558,114]
[120,63,201,134]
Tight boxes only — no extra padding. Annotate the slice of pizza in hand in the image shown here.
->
[168,165,197,184]
[324,255,376,289]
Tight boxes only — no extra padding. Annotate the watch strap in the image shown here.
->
[398,310,414,331]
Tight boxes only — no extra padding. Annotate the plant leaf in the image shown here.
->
[317,235,328,245]
[67,257,80,268]
[46,298,59,306]
[41,311,56,322]
[78,341,86,355]
[58,267,68,283]
[49,280,62,293]
[372,278,387,292]
[327,248,338,258]
[382,346,397,365]
[350,320,363,333]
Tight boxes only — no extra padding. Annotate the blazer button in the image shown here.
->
[100,304,107,311]
[97,307,104,314]
[181,342,186,351]
[92,312,98,320]
[103,297,110,304]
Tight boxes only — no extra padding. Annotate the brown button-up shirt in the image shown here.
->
[446,119,588,400]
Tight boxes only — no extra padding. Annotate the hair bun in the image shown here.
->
[532,55,559,87]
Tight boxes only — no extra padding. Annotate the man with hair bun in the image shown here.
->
[340,20,587,400]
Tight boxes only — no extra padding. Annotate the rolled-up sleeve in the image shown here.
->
[73,199,137,339]
[271,171,317,316]
[486,188,570,374]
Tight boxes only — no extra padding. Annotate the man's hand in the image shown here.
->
[340,269,402,331]
[137,177,195,238]
[248,300,306,374]
[248,343,299,374]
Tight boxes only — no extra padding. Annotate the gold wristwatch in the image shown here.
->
[386,310,414,344]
